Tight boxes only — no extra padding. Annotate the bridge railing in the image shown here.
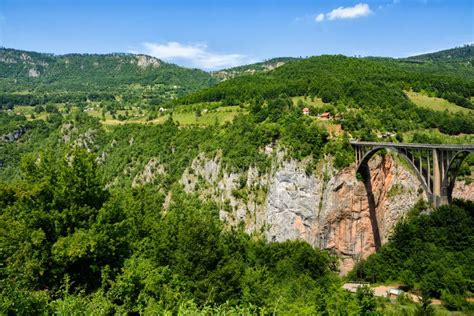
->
[350,141,474,151]
[350,141,473,207]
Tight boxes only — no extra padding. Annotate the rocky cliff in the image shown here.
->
[173,151,473,274]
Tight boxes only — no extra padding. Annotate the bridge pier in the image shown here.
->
[351,141,473,209]
[432,149,449,207]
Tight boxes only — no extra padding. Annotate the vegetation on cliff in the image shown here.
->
[349,200,474,312]
[0,48,217,111]
[1,45,473,314]
[1,144,472,314]
[0,147,357,314]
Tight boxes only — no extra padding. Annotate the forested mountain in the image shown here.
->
[0,48,216,89]
[1,45,473,314]
[393,45,474,80]
[406,44,474,63]
[0,48,299,94]
[182,54,474,136]
[212,57,300,79]
[0,48,218,107]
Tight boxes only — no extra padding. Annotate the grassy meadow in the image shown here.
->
[405,91,473,114]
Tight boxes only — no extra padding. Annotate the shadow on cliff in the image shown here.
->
[359,163,382,252]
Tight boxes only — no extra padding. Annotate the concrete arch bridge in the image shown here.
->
[350,141,474,207]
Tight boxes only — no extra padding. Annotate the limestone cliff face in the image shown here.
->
[178,152,473,274]
[312,156,426,274]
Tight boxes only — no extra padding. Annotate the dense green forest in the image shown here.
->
[1,142,472,314]
[405,44,474,63]
[1,45,473,314]
[182,54,474,136]
[0,48,217,110]
[0,147,340,314]
[350,200,474,313]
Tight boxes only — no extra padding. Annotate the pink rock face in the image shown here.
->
[321,156,399,274]
[183,151,474,276]
[315,155,473,274]
[263,154,429,274]
[453,180,474,201]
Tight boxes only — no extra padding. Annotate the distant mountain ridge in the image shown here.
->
[2,45,472,87]
[1,45,472,105]
[212,57,301,79]
[405,44,473,63]
[210,45,474,80]
[0,47,218,94]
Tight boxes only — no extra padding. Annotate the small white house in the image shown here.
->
[387,288,404,298]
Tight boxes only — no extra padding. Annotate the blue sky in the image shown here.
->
[0,0,472,70]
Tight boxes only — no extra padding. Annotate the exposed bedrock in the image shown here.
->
[176,152,473,274]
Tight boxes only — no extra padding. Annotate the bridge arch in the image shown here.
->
[356,146,431,198]
[444,150,472,203]
[351,141,474,207]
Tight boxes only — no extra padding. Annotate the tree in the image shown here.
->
[356,285,379,315]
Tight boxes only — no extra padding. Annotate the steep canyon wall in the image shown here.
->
[175,151,473,274]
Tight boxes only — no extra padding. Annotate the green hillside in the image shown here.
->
[392,45,474,80]
[0,48,218,108]
[350,199,474,313]
[182,55,474,137]
[406,44,474,63]
[405,90,473,114]
[212,57,300,79]
[1,110,472,314]
[1,46,473,314]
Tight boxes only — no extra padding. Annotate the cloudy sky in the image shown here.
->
[0,0,472,70]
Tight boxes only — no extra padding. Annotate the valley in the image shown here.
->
[1,45,473,314]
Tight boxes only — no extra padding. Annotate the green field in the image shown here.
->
[13,105,50,120]
[149,106,243,126]
[291,96,326,108]
[405,91,472,114]
[97,105,243,126]
[12,103,243,126]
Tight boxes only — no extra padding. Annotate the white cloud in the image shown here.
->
[316,3,372,22]
[137,42,248,70]
[327,3,372,20]
[315,13,325,22]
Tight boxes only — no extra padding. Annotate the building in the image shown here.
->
[387,288,404,299]
[319,112,332,120]
[302,107,310,115]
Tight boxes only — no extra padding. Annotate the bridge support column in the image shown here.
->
[351,141,473,209]
[432,149,448,208]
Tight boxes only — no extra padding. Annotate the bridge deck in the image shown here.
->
[350,141,474,151]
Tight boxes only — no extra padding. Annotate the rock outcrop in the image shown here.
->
[135,55,161,69]
[1,127,28,142]
[132,158,166,187]
[175,152,473,274]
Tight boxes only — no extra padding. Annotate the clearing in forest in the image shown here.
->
[405,91,472,114]
[291,96,326,108]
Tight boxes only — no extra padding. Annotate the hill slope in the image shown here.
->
[1,45,473,314]
[392,45,474,80]
[406,44,474,63]
[0,48,217,98]
[212,57,300,79]
[181,54,474,136]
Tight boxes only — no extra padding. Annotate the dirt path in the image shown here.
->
[343,283,433,304]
